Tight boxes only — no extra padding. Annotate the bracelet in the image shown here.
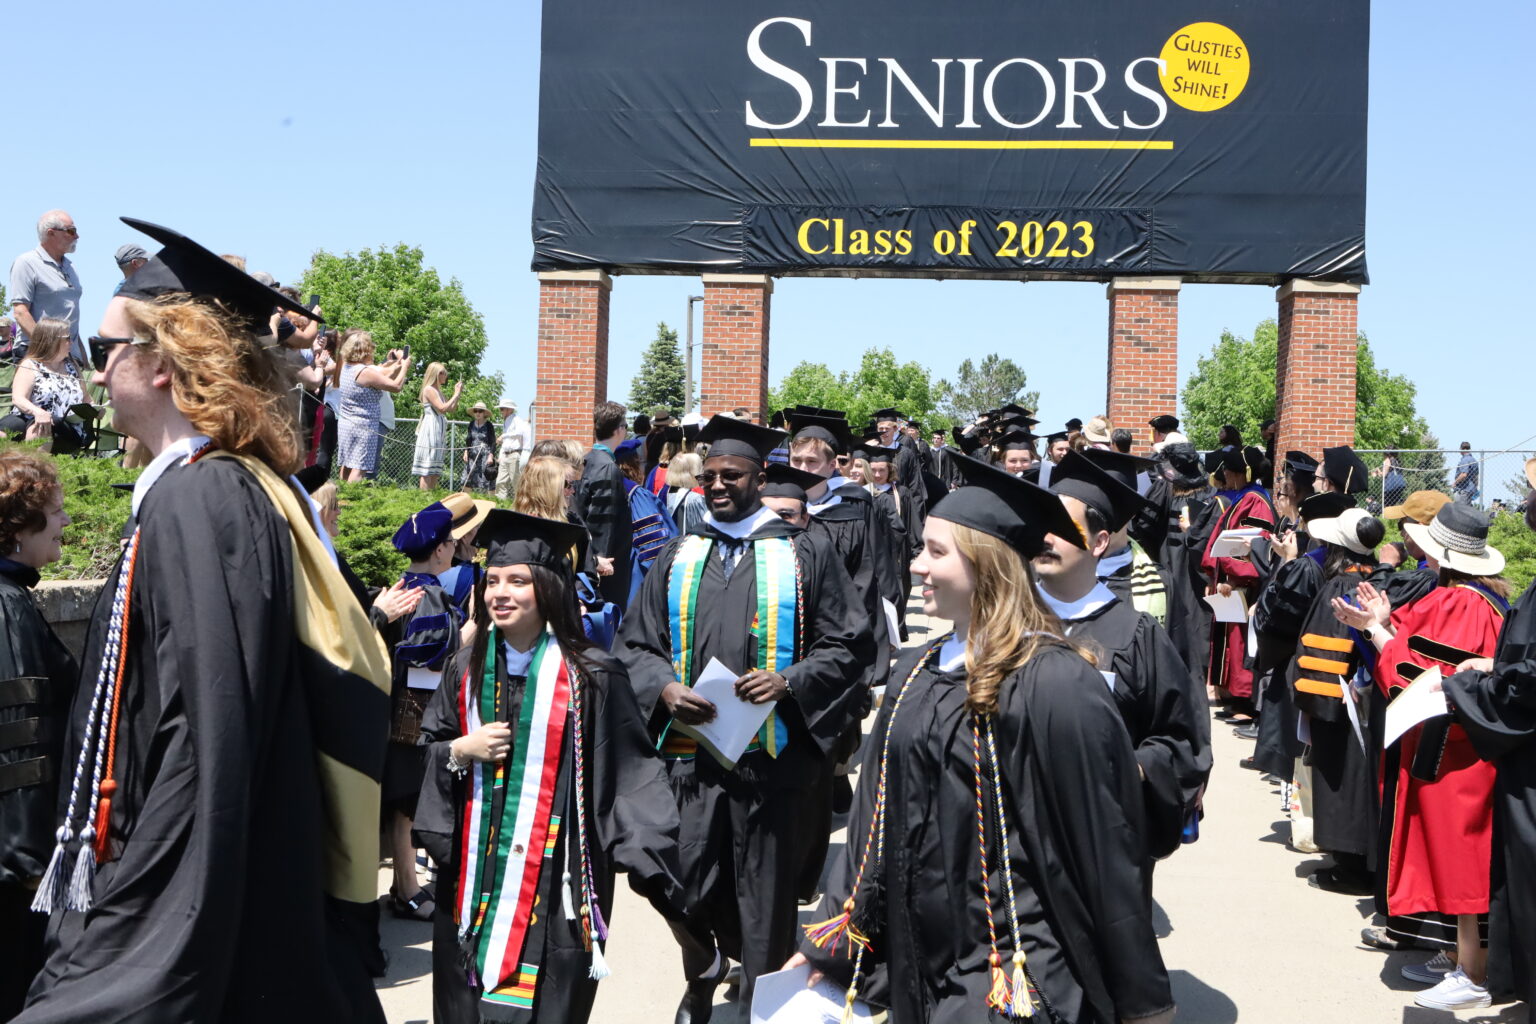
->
[445,748,470,777]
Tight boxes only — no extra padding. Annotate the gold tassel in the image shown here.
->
[986,951,1012,1012]
[1010,951,1033,1018]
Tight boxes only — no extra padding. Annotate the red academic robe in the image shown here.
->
[1375,585,1505,916]
[1199,487,1275,699]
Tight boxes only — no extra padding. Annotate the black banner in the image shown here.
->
[534,1,1369,283]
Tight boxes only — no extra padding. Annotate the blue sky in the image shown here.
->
[9,1,1530,455]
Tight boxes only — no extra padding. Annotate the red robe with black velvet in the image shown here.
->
[1375,584,1505,916]
[1199,486,1274,699]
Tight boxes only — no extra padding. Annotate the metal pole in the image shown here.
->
[686,294,704,414]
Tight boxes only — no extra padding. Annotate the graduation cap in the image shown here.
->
[698,413,786,464]
[762,463,822,501]
[1049,450,1146,533]
[1321,446,1369,494]
[788,411,855,454]
[932,453,1084,557]
[1298,491,1356,524]
[858,443,895,464]
[952,425,984,455]
[1149,414,1180,433]
[768,409,787,430]
[392,502,455,554]
[681,422,701,444]
[1081,448,1156,493]
[117,218,317,332]
[662,425,685,445]
[1204,446,1246,476]
[1065,418,1084,432]
[1044,431,1070,446]
[871,407,903,423]
[1283,450,1319,480]
[1158,442,1206,489]
[993,429,1036,451]
[997,403,1036,421]
[614,437,645,460]
[475,508,587,569]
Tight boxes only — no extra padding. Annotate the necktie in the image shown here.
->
[719,539,746,582]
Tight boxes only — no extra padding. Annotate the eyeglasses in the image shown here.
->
[88,335,144,372]
[51,226,78,235]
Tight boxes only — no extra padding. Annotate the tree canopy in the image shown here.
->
[770,347,945,430]
[628,321,687,414]
[298,244,501,420]
[1181,319,1430,452]
[935,354,1039,424]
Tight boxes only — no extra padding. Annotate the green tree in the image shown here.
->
[1181,320,1431,453]
[843,348,939,429]
[297,244,502,420]
[629,321,686,413]
[769,361,851,416]
[934,354,1040,424]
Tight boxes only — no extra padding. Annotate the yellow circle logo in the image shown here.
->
[1158,22,1250,112]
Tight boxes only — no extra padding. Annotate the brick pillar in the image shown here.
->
[699,274,772,421]
[534,270,611,443]
[1274,280,1360,461]
[1105,277,1181,450]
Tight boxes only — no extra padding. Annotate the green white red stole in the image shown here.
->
[662,532,798,759]
[454,630,608,1015]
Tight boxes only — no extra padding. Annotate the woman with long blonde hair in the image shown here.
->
[412,361,461,489]
[336,329,409,482]
[790,455,1174,1024]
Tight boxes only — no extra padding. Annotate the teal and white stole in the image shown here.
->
[663,533,799,759]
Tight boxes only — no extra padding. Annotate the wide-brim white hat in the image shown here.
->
[1403,503,1505,577]
[1308,508,1376,555]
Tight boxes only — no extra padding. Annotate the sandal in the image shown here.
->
[390,888,436,921]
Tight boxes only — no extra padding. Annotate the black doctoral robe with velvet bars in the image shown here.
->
[802,641,1174,1024]
[415,644,683,1023]
[618,512,874,993]
[18,458,387,1024]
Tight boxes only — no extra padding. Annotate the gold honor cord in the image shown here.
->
[750,138,1174,150]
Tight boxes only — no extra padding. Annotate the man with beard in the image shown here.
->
[619,415,873,1022]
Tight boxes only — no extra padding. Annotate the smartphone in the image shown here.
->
[307,293,321,312]
[400,344,411,362]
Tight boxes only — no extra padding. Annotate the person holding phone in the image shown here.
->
[336,331,408,482]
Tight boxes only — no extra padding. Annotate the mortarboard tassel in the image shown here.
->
[66,827,97,912]
[1010,951,1033,1018]
[803,897,871,956]
[986,951,1012,1013]
[29,826,71,912]
[561,870,577,921]
[587,938,610,980]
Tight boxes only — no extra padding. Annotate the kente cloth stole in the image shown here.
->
[456,631,572,999]
[662,533,797,759]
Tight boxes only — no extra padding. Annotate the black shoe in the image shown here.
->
[1238,756,1263,771]
[1360,926,1414,951]
[1308,867,1374,896]
[1234,722,1260,740]
[675,960,729,1024]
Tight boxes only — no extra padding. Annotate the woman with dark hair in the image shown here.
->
[791,456,1173,1024]
[0,450,77,1017]
[415,509,682,1023]
[1217,423,1243,449]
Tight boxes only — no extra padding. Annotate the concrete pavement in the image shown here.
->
[375,605,1529,1022]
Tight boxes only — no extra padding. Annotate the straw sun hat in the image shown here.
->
[1402,502,1505,577]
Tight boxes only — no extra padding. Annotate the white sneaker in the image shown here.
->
[1401,951,1455,985]
[1413,968,1491,1010]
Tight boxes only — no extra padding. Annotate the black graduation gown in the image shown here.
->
[415,645,684,1024]
[0,564,77,1019]
[1287,566,1384,862]
[618,513,874,990]
[575,447,633,609]
[892,441,928,528]
[1251,553,1325,777]
[1445,575,1536,1016]
[19,458,384,1024]
[873,484,919,637]
[1159,491,1220,680]
[1063,598,1212,859]
[807,481,902,662]
[803,643,1173,1024]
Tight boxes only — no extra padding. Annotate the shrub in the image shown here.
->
[26,444,460,586]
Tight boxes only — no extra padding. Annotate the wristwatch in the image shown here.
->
[1361,627,1374,641]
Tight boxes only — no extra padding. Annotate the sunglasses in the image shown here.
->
[88,335,146,372]
[51,226,78,235]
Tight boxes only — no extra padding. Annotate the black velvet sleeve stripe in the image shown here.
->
[298,644,391,782]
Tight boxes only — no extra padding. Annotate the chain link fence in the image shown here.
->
[1354,449,1534,515]
[362,416,497,491]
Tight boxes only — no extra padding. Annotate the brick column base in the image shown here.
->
[534,270,611,444]
[1105,277,1181,451]
[700,274,772,422]
[1275,280,1360,461]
